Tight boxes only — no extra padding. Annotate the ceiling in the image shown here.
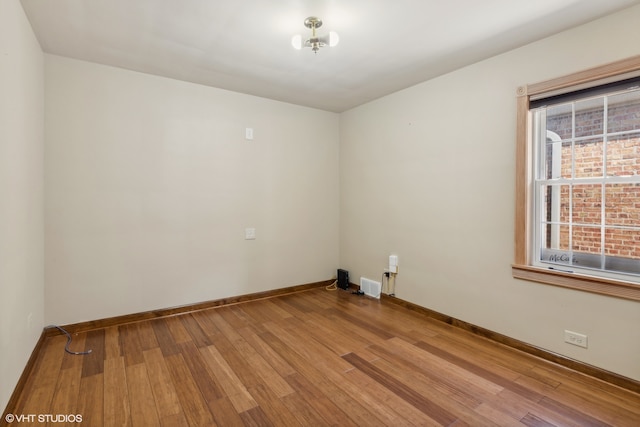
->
[20,0,640,112]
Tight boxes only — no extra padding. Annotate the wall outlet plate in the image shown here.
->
[564,330,588,348]
[245,228,256,240]
[389,254,398,273]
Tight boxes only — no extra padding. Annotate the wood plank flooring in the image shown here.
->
[6,288,640,426]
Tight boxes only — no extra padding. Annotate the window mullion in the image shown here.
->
[601,96,609,271]
[569,103,575,265]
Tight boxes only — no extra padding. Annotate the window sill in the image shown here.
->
[512,264,640,301]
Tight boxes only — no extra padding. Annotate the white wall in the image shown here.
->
[45,56,339,325]
[0,0,45,412]
[340,5,640,381]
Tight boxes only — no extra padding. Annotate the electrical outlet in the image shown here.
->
[564,330,588,348]
[245,227,256,240]
[389,255,398,274]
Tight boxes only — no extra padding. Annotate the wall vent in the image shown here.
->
[359,277,381,299]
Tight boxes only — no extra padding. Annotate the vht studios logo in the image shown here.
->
[5,413,83,423]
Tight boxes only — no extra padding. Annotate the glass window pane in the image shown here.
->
[572,225,602,256]
[541,223,570,252]
[572,184,602,225]
[605,228,640,260]
[606,131,640,177]
[607,90,640,133]
[544,104,574,179]
[543,137,572,180]
[575,97,604,138]
[605,183,640,226]
[543,135,565,179]
[546,103,572,140]
[560,140,572,179]
[574,137,603,178]
[541,184,570,225]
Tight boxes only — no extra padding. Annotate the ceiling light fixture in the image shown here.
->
[291,16,339,53]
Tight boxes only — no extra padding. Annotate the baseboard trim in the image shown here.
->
[48,279,333,336]
[381,294,640,394]
[2,330,47,422]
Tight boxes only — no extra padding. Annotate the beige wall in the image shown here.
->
[340,5,640,381]
[0,0,45,412]
[45,55,340,325]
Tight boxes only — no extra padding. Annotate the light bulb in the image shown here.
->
[329,31,339,47]
[291,34,302,50]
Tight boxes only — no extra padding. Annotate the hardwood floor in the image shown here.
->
[6,288,640,426]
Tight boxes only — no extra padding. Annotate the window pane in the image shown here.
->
[572,225,602,256]
[543,136,572,180]
[605,228,640,260]
[575,97,604,138]
[607,90,640,133]
[574,137,603,178]
[541,223,570,252]
[606,131,640,177]
[546,103,572,139]
[544,104,573,179]
[572,184,602,224]
[540,223,573,267]
[541,184,570,224]
[543,135,562,179]
[605,183,640,226]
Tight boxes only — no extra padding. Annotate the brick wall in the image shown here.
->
[546,99,640,260]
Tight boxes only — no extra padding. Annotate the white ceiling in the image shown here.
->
[20,0,640,112]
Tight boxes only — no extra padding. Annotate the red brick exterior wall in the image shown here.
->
[546,99,640,260]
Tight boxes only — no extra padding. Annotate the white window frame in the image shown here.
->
[530,91,640,283]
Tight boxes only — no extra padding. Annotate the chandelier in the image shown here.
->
[291,17,339,53]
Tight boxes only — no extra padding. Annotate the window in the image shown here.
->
[513,56,640,301]
[532,84,640,279]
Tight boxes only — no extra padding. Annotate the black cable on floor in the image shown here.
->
[47,325,92,355]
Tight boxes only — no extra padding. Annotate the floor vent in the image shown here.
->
[360,277,381,299]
